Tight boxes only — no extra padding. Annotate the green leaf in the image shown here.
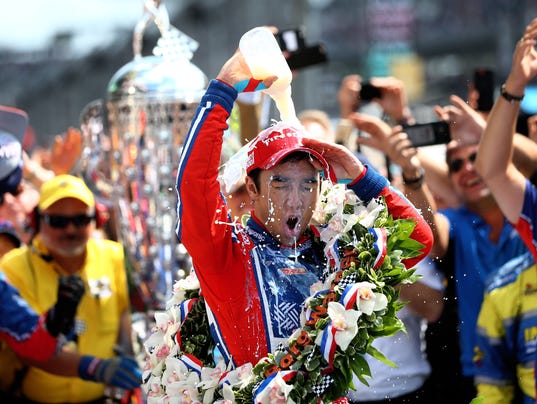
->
[349,354,371,379]
[366,345,397,368]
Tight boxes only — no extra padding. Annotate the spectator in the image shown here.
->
[347,257,444,403]
[0,174,137,403]
[475,17,537,261]
[474,250,536,403]
[347,102,528,401]
[0,107,141,401]
[471,17,537,402]
[175,42,432,375]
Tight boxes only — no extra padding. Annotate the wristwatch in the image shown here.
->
[500,84,524,103]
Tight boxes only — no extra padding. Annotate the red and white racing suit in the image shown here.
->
[176,79,433,367]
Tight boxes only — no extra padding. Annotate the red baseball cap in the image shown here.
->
[246,123,331,177]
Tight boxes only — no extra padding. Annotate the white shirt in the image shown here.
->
[347,258,444,401]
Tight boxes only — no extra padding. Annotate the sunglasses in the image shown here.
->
[42,214,95,229]
[448,152,477,174]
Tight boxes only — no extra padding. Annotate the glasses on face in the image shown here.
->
[448,152,477,174]
[42,214,95,229]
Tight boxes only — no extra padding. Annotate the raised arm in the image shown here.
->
[337,113,437,261]
[475,18,537,224]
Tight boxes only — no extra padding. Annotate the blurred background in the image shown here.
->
[0,0,535,146]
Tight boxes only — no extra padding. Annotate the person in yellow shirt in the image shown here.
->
[0,174,137,403]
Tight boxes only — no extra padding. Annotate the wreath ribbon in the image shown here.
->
[253,370,298,403]
[319,323,338,369]
[368,227,387,269]
[179,353,203,375]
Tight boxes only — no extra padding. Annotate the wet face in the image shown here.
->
[447,145,490,203]
[39,197,95,258]
[247,158,320,246]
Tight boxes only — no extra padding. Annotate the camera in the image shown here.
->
[473,68,495,112]
[359,82,382,102]
[402,121,451,147]
[274,28,328,71]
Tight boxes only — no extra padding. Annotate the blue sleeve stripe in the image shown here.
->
[175,80,237,239]
[347,165,388,202]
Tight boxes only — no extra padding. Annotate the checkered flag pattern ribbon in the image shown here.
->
[337,272,358,288]
[306,348,317,368]
[311,373,334,396]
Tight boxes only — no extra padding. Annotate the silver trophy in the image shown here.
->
[80,0,207,309]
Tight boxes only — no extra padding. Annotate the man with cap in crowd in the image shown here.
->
[0,173,140,403]
[175,44,433,371]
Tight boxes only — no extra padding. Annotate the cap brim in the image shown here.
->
[38,192,95,211]
[260,146,330,173]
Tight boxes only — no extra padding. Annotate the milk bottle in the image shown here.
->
[239,27,298,124]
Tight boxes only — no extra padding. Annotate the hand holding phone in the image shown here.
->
[402,121,451,147]
[359,82,382,102]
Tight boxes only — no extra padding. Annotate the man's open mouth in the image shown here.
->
[286,216,299,230]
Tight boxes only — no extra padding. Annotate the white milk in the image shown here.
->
[239,27,298,124]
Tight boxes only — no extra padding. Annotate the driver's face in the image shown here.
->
[249,159,319,246]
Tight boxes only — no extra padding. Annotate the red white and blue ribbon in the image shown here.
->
[340,284,362,310]
[318,323,338,369]
[179,297,198,324]
[179,353,203,375]
[253,370,297,403]
[368,228,387,269]
[218,370,232,389]
[174,328,182,350]
[325,237,341,270]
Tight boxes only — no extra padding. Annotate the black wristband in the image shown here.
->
[402,167,425,189]
[500,84,524,103]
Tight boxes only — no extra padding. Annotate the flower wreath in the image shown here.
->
[142,181,425,403]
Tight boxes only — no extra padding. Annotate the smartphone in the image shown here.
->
[275,28,328,70]
[359,82,382,102]
[402,121,451,147]
[473,68,495,112]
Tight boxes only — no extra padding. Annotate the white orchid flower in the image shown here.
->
[353,282,388,315]
[177,271,201,290]
[255,372,295,404]
[164,370,201,402]
[215,383,236,403]
[326,301,361,351]
[358,199,385,228]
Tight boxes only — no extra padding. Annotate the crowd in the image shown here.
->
[0,17,536,404]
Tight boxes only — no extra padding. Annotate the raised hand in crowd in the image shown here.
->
[50,127,83,175]
[433,94,486,147]
[338,74,414,125]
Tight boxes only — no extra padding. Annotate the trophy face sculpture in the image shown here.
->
[82,0,208,309]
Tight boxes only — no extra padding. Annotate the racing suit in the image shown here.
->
[176,79,433,367]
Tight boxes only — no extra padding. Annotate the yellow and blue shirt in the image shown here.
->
[474,252,537,404]
[0,235,129,403]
